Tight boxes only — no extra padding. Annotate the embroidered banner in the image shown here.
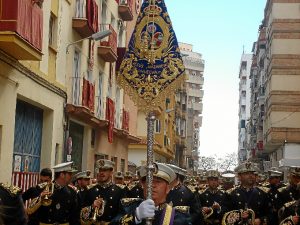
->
[118,0,186,112]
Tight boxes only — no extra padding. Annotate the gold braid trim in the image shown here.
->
[117,73,186,114]
[162,204,173,225]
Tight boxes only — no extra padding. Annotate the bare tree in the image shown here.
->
[197,152,238,172]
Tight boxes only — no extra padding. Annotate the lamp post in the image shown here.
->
[66,30,112,53]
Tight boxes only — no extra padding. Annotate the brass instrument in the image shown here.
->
[91,196,105,224]
[222,208,255,225]
[280,216,296,225]
[41,182,53,207]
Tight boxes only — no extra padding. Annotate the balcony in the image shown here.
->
[73,0,99,38]
[0,0,43,60]
[66,77,108,128]
[188,89,204,98]
[98,24,117,62]
[117,0,133,21]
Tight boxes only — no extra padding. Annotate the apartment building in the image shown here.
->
[247,27,269,168]
[179,43,205,172]
[246,0,300,169]
[0,0,139,186]
[238,54,252,162]
[263,0,300,167]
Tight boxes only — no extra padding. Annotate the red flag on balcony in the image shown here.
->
[82,78,89,107]
[88,82,95,112]
[86,0,99,33]
[122,109,129,132]
[106,98,115,143]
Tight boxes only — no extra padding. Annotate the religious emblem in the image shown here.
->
[118,0,186,112]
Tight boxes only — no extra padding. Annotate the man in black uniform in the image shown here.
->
[278,166,300,224]
[266,167,285,224]
[166,164,204,225]
[278,166,300,205]
[224,161,269,225]
[27,161,80,225]
[22,167,52,202]
[110,162,192,225]
[199,170,228,225]
[80,159,126,224]
[73,170,91,207]
[0,182,27,225]
[126,170,144,199]
[114,171,124,185]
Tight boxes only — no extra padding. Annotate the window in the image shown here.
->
[72,51,81,105]
[49,13,56,47]
[155,120,161,133]
[115,87,121,128]
[111,157,118,171]
[97,73,103,118]
[101,1,107,25]
[241,120,246,128]
[121,159,125,172]
[91,129,96,147]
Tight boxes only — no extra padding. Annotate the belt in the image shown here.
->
[40,223,69,225]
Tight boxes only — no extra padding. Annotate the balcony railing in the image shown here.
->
[0,0,43,60]
[117,0,133,21]
[98,24,117,62]
[70,77,95,111]
[73,0,99,38]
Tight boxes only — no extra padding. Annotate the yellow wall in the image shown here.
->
[0,61,65,183]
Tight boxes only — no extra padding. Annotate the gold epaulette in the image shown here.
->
[257,186,270,193]
[0,183,22,196]
[186,185,196,193]
[127,183,135,191]
[68,184,79,193]
[278,186,287,193]
[226,187,236,194]
[116,184,126,189]
[87,183,97,190]
[174,206,190,214]
[262,182,270,187]
[284,200,297,208]
[120,198,141,206]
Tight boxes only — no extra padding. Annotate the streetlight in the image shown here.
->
[66,30,112,53]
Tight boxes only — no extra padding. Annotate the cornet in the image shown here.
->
[91,196,105,223]
[41,182,53,207]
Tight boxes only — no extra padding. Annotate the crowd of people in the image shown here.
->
[0,160,299,225]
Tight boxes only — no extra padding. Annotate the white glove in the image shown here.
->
[135,199,155,222]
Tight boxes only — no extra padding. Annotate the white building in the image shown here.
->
[179,43,205,172]
[238,53,252,162]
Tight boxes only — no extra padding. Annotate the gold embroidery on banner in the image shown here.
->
[118,1,186,113]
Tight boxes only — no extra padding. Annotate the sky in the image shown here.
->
[164,0,267,157]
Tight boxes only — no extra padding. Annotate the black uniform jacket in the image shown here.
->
[82,182,126,222]
[227,186,269,222]
[0,183,27,225]
[199,188,229,223]
[34,183,80,225]
[110,198,192,225]
[167,184,204,225]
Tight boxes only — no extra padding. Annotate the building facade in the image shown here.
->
[0,0,140,186]
[264,0,300,167]
[238,53,252,162]
[179,43,205,172]
[246,0,300,170]
[0,0,66,185]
